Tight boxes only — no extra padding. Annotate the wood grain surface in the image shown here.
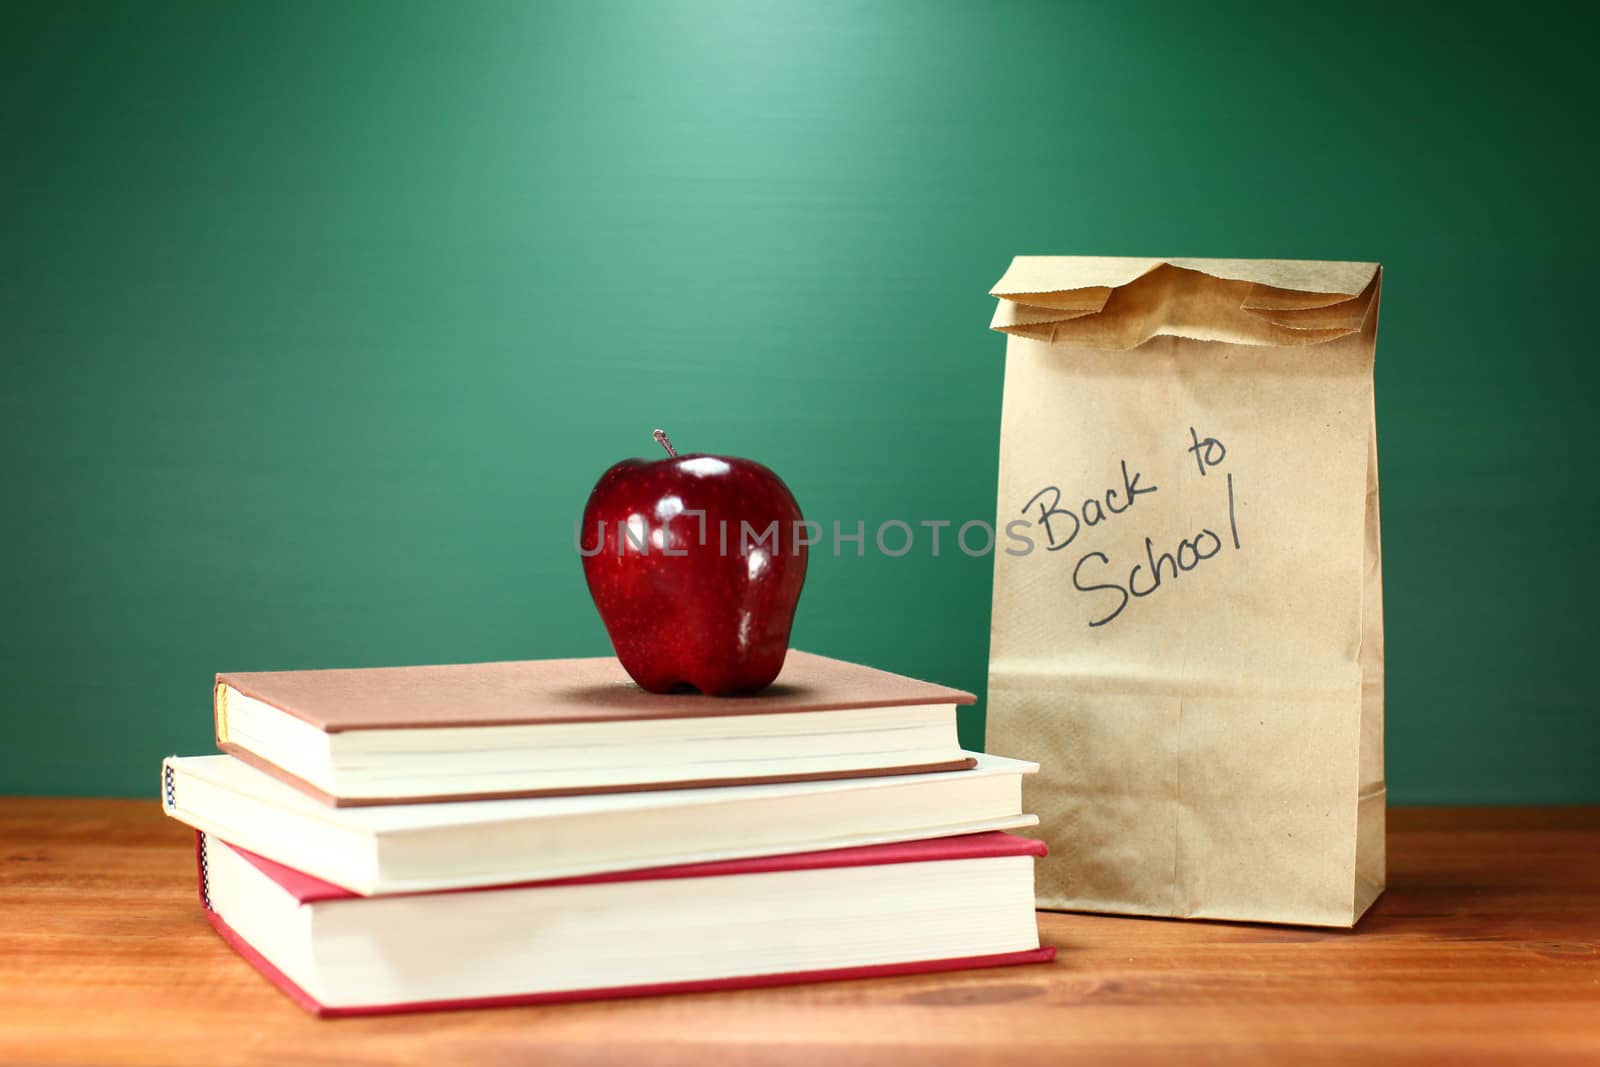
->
[1,799,1596,1066]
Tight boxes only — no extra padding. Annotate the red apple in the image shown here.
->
[580,430,808,695]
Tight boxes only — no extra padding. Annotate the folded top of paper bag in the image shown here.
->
[990,256,1381,349]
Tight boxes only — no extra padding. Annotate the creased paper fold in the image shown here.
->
[990,257,1379,349]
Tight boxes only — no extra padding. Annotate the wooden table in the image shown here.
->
[1,801,1596,1065]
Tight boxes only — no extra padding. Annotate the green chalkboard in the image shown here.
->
[3,1,1595,800]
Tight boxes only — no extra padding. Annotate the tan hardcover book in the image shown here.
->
[214,650,977,806]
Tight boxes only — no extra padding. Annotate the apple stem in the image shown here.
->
[652,428,679,458]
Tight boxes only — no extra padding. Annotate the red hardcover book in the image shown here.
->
[197,830,1054,1016]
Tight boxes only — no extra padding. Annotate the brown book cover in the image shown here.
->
[214,650,978,806]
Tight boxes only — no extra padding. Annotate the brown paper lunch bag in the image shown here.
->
[983,256,1385,927]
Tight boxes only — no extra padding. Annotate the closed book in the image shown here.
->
[214,650,976,806]
[197,829,1053,1016]
[162,751,1038,894]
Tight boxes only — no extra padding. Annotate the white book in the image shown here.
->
[162,752,1039,895]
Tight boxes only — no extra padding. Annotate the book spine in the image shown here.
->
[162,762,210,909]
[213,682,230,745]
[194,830,212,911]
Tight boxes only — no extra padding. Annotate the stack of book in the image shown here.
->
[161,650,1052,1015]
